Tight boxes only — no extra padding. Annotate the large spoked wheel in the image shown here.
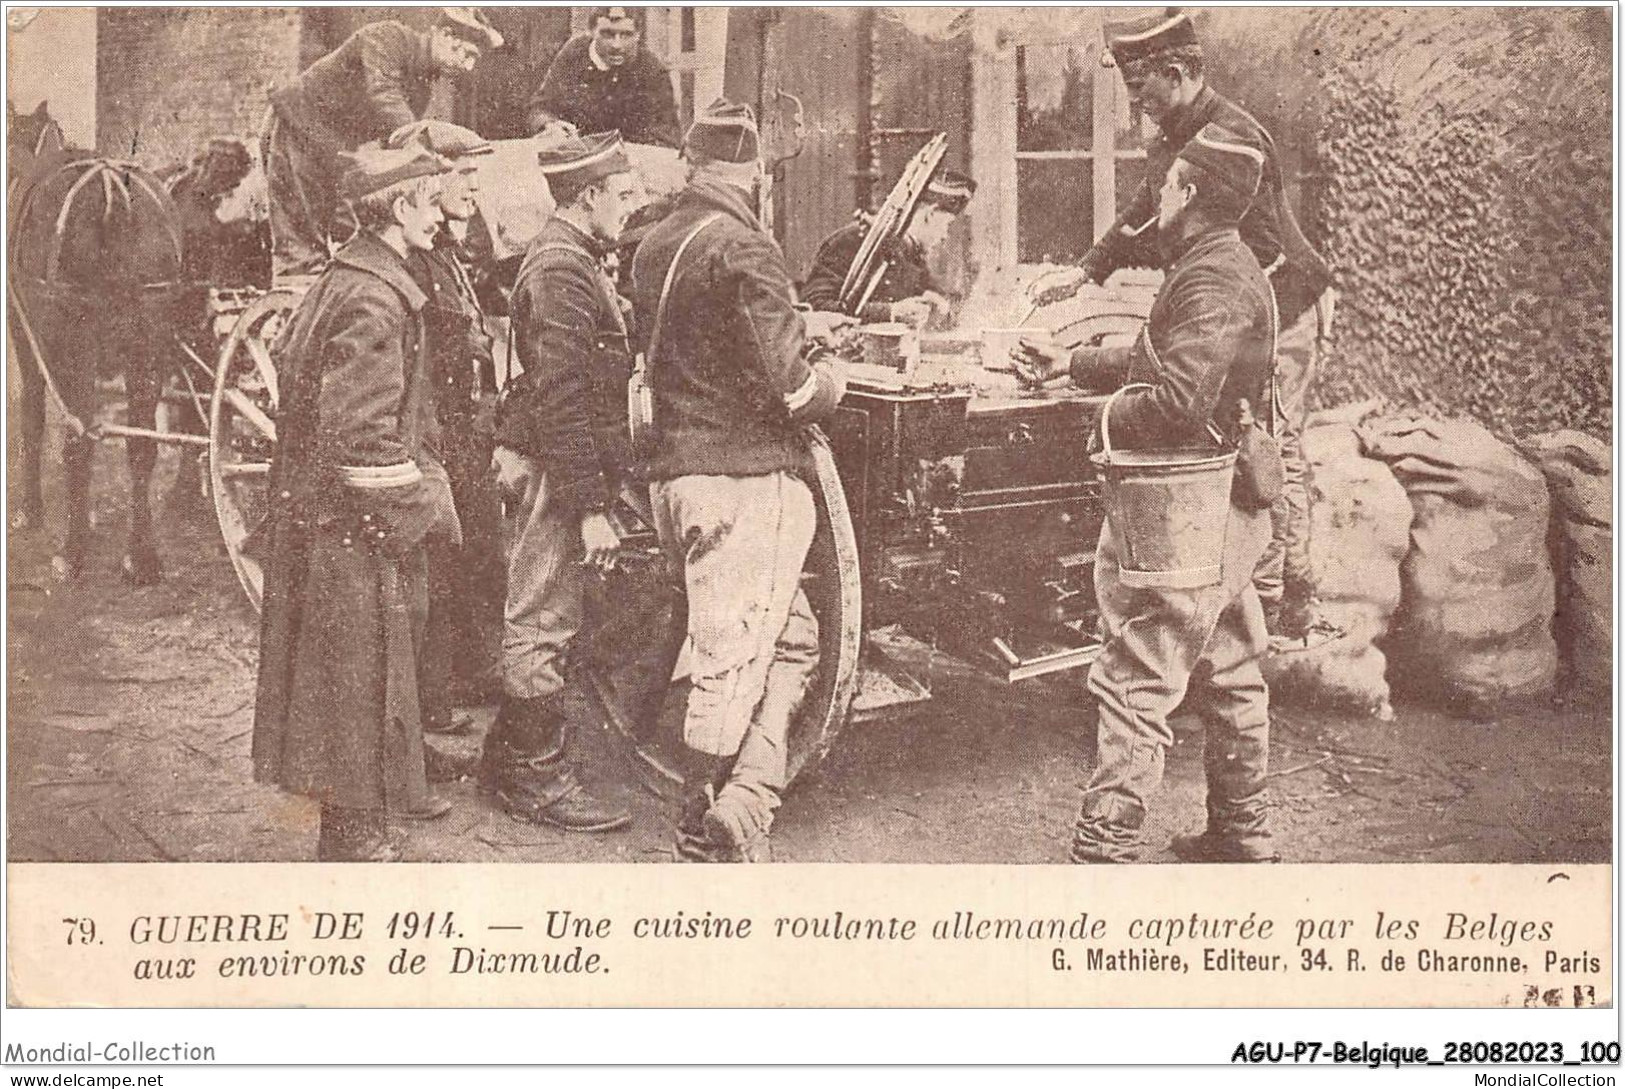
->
[583,427,863,789]
[208,290,295,611]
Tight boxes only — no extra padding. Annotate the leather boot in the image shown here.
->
[673,748,743,862]
[480,696,630,832]
[1169,828,1281,863]
[316,805,403,863]
[702,787,773,863]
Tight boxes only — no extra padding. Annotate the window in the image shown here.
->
[1012,38,1151,263]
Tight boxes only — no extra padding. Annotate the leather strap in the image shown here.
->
[646,213,724,366]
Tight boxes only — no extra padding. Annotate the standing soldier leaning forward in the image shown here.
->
[1035,10,1337,647]
[633,100,847,862]
[253,145,462,862]
[1016,125,1286,864]
[262,8,503,278]
[484,133,643,832]
[384,120,504,733]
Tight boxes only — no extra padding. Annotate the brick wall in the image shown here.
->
[97,9,302,169]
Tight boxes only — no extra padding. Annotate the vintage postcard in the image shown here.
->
[3,4,1613,1023]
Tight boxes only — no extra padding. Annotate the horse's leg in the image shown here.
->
[57,429,94,581]
[120,343,163,585]
[12,324,48,531]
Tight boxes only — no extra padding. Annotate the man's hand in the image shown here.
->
[1011,333,1072,388]
[1030,268,1090,309]
[490,445,529,504]
[803,309,856,344]
[891,290,949,330]
[533,119,580,147]
[579,510,622,573]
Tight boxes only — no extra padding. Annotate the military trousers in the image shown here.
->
[650,471,820,832]
[1074,502,1273,862]
[500,457,586,702]
[1254,288,1335,626]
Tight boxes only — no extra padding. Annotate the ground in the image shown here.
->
[5,433,1612,865]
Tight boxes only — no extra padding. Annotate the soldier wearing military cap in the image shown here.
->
[480,131,644,832]
[801,168,978,329]
[254,145,463,862]
[1035,8,1338,647]
[632,99,847,862]
[1016,123,1286,864]
[385,121,507,737]
[263,8,503,278]
[528,7,682,149]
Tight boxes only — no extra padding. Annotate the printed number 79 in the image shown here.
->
[63,917,97,945]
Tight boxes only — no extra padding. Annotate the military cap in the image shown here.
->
[1176,123,1264,207]
[589,7,639,27]
[538,129,634,203]
[340,144,454,202]
[1106,10,1199,70]
[386,119,492,163]
[438,7,504,50]
[683,98,761,164]
[920,168,977,216]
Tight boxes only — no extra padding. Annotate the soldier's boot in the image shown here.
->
[1168,829,1280,863]
[479,696,630,832]
[316,805,403,863]
[701,786,773,864]
[673,749,736,863]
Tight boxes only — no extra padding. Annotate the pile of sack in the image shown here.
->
[1519,431,1611,694]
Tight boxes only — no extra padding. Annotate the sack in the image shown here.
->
[1520,430,1611,694]
[1232,423,1284,511]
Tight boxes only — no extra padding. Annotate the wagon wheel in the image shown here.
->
[584,427,862,789]
[208,290,295,610]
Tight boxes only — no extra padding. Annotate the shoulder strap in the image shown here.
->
[646,212,724,366]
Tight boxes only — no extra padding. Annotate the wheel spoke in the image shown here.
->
[222,387,277,442]
[244,337,280,407]
[220,460,270,478]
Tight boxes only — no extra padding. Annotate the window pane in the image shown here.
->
[1114,156,1149,219]
[1018,159,1094,263]
[1016,43,1094,151]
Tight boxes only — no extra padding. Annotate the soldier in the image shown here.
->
[1015,125,1285,863]
[253,145,462,862]
[384,120,505,733]
[262,8,502,279]
[632,99,846,862]
[527,7,681,149]
[482,132,643,832]
[800,169,976,330]
[1035,11,1337,648]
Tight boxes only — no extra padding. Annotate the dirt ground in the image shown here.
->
[5,434,1613,865]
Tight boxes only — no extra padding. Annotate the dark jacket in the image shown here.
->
[254,232,457,811]
[269,21,438,157]
[1079,86,1331,325]
[1070,224,1276,454]
[527,35,681,148]
[495,217,632,512]
[631,179,843,480]
[800,220,940,322]
[409,238,495,440]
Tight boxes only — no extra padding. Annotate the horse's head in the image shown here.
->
[8,99,65,182]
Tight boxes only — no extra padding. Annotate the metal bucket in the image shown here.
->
[1090,384,1236,589]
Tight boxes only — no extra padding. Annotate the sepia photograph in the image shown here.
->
[1,2,1615,1021]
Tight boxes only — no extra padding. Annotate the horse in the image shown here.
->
[7,102,263,583]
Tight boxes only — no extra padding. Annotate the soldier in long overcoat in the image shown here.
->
[252,146,462,862]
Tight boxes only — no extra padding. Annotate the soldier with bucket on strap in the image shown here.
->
[1013,123,1285,864]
